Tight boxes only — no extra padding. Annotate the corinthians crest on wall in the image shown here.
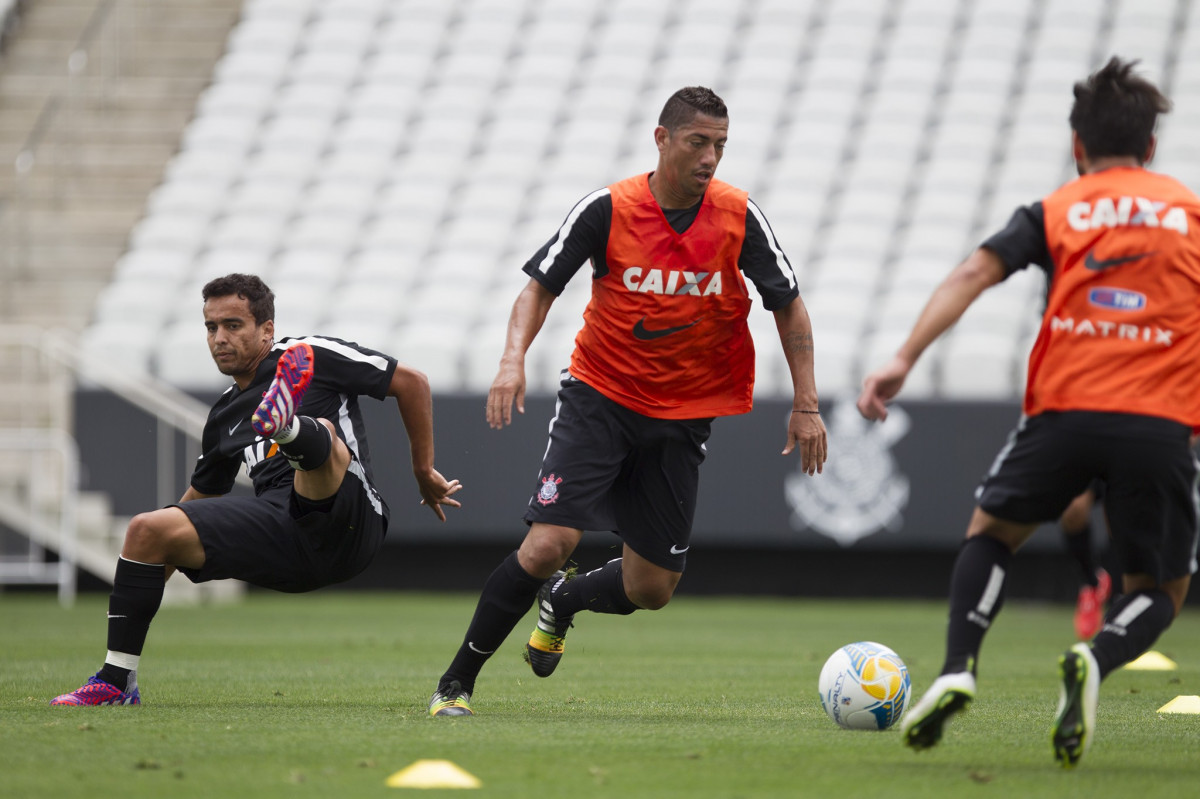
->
[784,398,911,547]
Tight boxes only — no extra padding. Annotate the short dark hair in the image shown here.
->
[202,273,275,325]
[1069,56,1171,163]
[658,86,728,131]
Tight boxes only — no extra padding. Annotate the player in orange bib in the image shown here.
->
[428,87,827,717]
[857,58,1200,767]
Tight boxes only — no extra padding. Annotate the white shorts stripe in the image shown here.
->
[347,457,383,516]
[976,415,1028,501]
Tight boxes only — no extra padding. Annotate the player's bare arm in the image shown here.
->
[858,248,1006,421]
[773,296,827,474]
[389,361,462,521]
[487,278,556,429]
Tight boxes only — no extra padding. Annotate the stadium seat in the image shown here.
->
[208,213,288,252]
[153,320,229,390]
[195,246,275,279]
[79,321,159,378]
[461,321,511,392]
[388,320,469,392]
[940,331,1023,399]
[861,331,940,399]
[128,212,213,253]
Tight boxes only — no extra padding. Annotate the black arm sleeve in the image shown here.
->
[189,413,241,496]
[303,336,397,401]
[522,190,613,295]
[739,199,800,311]
[980,201,1052,278]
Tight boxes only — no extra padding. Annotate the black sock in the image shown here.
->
[553,558,639,616]
[98,557,165,690]
[276,416,332,471]
[440,551,544,693]
[1062,523,1099,586]
[941,535,1012,676]
[1089,589,1176,679]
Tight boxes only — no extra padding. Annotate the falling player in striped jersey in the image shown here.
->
[51,273,461,706]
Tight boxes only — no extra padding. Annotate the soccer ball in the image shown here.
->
[818,641,911,730]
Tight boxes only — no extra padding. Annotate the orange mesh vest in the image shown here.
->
[567,174,756,419]
[1025,166,1200,427]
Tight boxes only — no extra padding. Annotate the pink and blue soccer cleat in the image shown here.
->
[252,342,315,438]
[50,673,140,706]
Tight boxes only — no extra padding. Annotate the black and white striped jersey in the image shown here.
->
[522,183,800,311]
[190,336,397,505]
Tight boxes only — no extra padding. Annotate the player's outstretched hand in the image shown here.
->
[486,361,526,430]
[417,468,463,522]
[857,355,910,422]
[782,411,827,475]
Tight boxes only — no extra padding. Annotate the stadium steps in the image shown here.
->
[0,0,241,334]
[0,328,240,603]
[0,0,243,599]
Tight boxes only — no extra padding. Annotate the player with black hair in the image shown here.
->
[427,86,827,717]
[52,273,462,705]
[858,57,1199,767]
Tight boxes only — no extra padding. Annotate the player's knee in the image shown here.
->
[626,581,675,610]
[520,526,578,574]
[1060,500,1090,532]
[520,540,570,575]
[123,512,170,561]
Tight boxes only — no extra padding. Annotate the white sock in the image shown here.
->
[105,650,140,672]
[273,416,302,444]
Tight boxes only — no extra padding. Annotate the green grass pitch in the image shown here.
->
[3,591,1199,798]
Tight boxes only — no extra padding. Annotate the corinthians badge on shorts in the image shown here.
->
[537,474,563,505]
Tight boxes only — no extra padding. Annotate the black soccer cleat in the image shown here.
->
[428,679,473,717]
[525,571,574,678]
[901,672,975,751]
[1051,643,1099,768]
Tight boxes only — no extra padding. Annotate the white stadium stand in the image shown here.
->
[82,0,1199,403]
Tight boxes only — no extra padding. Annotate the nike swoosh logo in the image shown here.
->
[633,317,701,341]
[228,419,244,435]
[1084,250,1157,271]
[467,642,495,655]
[106,614,127,619]
[669,545,690,555]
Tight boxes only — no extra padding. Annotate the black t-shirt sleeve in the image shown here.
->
[304,336,397,400]
[522,190,612,295]
[980,201,1052,278]
[189,407,241,496]
[740,198,800,311]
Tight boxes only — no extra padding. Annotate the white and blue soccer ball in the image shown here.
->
[818,641,911,730]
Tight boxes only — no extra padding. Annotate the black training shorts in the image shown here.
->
[176,466,387,593]
[977,410,1199,583]
[523,373,712,572]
